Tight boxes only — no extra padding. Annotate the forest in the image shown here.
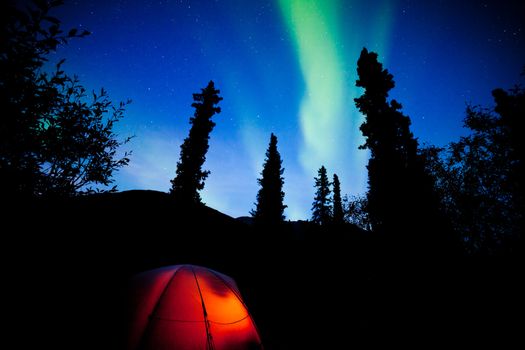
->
[2,1,522,349]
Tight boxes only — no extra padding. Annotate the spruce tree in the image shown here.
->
[170,81,222,204]
[332,174,344,225]
[312,166,332,225]
[251,133,286,224]
[354,48,454,253]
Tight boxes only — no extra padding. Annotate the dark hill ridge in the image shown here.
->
[7,191,248,272]
[94,191,242,265]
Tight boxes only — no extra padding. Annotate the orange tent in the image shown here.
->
[128,265,263,350]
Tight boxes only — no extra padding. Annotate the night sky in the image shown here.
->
[49,0,524,219]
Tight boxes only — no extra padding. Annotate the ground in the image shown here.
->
[5,190,520,348]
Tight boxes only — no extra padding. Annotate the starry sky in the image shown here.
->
[48,0,524,220]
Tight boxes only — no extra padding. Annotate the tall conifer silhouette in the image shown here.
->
[332,174,344,225]
[355,48,455,255]
[170,81,222,204]
[252,133,286,224]
[312,166,331,225]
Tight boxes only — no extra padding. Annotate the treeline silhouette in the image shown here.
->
[2,1,522,349]
[3,1,520,256]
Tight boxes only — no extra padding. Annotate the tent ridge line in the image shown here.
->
[192,266,215,350]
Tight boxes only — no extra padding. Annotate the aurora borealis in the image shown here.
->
[279,0,349,173]
[278,0,393,213]
[50,0,524,219]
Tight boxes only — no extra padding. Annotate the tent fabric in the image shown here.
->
[128,265,263,350]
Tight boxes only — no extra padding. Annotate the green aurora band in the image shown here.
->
[278,0,393,192]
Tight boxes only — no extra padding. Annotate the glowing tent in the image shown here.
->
[128,265,263,350]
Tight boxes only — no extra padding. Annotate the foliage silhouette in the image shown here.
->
[251,133,286,225]
[344,194,371,231]
[311,165,331,225]
[354,48,456,256]
[423,80,524,255]
[332,174,344,225]
[0,0,131,197]
[170,81,222,204]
